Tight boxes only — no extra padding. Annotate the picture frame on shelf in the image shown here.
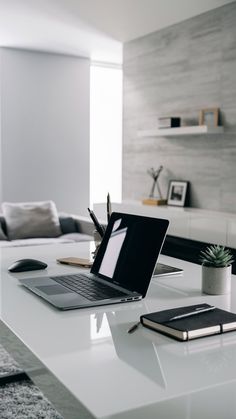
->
[199,108,219,127]
[167,180,189,207]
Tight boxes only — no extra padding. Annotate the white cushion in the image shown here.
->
[2,201,62,240]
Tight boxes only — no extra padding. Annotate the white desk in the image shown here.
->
[1,242,236,419]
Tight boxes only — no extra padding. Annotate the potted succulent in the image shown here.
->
[200,245,234,295]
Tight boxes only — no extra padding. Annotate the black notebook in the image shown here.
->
[140,304,236,341]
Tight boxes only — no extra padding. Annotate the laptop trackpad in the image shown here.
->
[36,285,72,295]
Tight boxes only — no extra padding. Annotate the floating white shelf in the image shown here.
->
[138,125,224,137]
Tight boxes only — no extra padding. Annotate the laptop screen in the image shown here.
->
[91,212,169,297]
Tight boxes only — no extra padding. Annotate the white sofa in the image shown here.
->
[0,213,94,248]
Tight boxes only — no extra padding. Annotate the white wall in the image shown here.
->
[123,2,236,213]
[0,48,90,216]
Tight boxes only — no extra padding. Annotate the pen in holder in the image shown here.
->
[87,207,107,258]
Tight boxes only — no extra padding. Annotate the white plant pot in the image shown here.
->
[202,265,232,295]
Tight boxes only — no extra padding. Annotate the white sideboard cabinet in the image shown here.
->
[94,201,236,247]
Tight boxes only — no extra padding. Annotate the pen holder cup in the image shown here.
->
[93,229,103,259]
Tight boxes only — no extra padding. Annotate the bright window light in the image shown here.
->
[90,64,122,205]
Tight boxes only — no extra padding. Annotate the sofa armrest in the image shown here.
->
[72,215,95,236]
[58,213,95,236]
[73,215,107,236]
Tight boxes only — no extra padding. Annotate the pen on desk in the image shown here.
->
[168,305,216,321]
[128,321,140,334]
[87,208,105,238]
[107,193,112,223]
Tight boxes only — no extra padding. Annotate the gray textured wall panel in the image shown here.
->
[123,2,236,212]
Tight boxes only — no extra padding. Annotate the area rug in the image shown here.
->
[0,344,22,376]
[0,345,63,419]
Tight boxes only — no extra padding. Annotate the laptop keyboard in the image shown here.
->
[53,274,127,301]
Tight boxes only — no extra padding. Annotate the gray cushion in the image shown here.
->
[59,214,77,234]
[0,215,7,235]
[0,223,7,240]
[2,201,62,240]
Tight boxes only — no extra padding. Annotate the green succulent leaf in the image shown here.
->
[199,245,234,268]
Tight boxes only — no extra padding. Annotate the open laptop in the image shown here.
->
[19,212,169,310]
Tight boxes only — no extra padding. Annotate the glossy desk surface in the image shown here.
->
[1,242,236,419]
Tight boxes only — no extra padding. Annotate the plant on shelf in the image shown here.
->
[200,245,234,295]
